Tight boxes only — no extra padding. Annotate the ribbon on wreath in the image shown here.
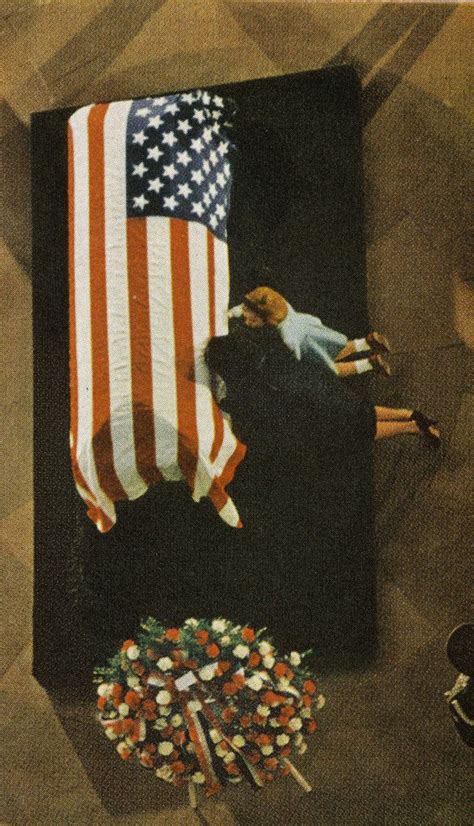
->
[173,668,264,794]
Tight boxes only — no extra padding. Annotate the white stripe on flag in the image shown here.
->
[214,235,231,336]
[69,105,115,526]
[146,216,182,480]
[104,101,147,499]
[188,222,215,499]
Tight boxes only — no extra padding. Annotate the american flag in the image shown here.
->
[68,90,246,533]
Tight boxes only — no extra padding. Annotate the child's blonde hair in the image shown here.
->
[243,286,288,326]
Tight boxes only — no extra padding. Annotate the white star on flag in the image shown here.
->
[132,162,148,178]
[218,141,229,156]
[202,92,211,105]
[216,172,226,188]
[162,131,178,147]
[148,114,163,129]
[177,183,192,198]
[180,93,195,104]
[133,193,149,210]
[191,201,205,217]
[202,127,213,144]
[191,169,204,185]
[176,150,192,167]
[136,107,151,117]
[163,195,178,210]
[191,138,204,153]
[177,119,192,135]
[148,177,164,193]
[152,97,167,106]
[208,182,217,198]
[216,203,225,219]
[213,95,224,107]
[165,102,179,115]
[147,145,164,162]
[163,163,178,179]
[209,150,218,166]
[193,109,205,124]
[132,131,148,146]
[202,159,211,174]
[209,214,218,229]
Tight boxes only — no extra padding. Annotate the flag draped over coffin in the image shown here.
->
[68,90,246,533]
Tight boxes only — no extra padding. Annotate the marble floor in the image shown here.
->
[1,2,473,824]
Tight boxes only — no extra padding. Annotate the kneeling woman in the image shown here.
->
[205,324,440,451]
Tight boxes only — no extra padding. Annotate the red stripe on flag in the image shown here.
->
[207,231,224,463]
[126,218,162,487]
[88,104,127,501]
[208,439,247,514]
[170,219,199,489]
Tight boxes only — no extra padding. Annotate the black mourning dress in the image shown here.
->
[205,326,377,665]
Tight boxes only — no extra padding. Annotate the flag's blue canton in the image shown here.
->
[126,90,236,242]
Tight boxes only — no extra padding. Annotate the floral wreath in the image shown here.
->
[94,617,325,798]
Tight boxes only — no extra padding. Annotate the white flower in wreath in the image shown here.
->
[117,741,130,756]
[257,704,270,717]
[126,645,140,660]
[316,693,326,709]
[159,704,172,715]
[171,714,183,727]
[263,655,275,669]
[276,734,290,746]
[199,664,216,681]
[186,743,196,754]
[294,733,303,746]
[215,744,227,758]
[261,745,274,756]
[185,618,199,628]
[118,702,129,717]
[153,718,168,731]
[288,717,303,731]
[298,742,308,755]
[300,707,312,719]
[220,635,231,645]
[209,728,221,744]
[97,682,112,697]
[158,657,173,671]
[156,764,174,783]
[289,651,301,666]
[228,776,243,784]
[187,700,202,713]
[232,734,246,748]
[258,641,273,656]
[223,751,236,764]
[156,690,172,705]
[278,677,290,690]
[105,728,118,741]
[127,675,140,688]
[125,735,135,747]
[270,719,281,728]
[233,644,250,659]
[212,619,228,633]
[192,772,206,784]
[158,741,174,756]
[246,675,263,692]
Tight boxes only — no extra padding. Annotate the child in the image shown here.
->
[229,286,392,378]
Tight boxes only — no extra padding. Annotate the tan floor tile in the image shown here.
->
[1,654,105,825]
[367,216,457,352]
[405,5,474,123]
[376,578,435,665]
[223,0,383,73]
[0,241,31,320]
[0,499,33,572]
[0,550,32,675]
[91,0,278,104]
[0,389,32,521]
